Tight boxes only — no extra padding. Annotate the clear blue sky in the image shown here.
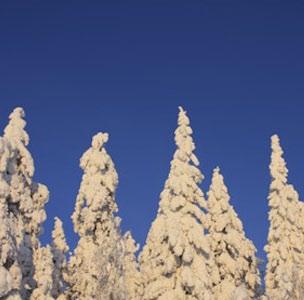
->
[1,1,304,262]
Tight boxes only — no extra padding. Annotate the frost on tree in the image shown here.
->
[0,108,49,298]
[68,133,125,300]
[139,107,214,300]
[264,135,304,300]
[206,167,260,300]
[51,217,69,299]
[123,232,143,300]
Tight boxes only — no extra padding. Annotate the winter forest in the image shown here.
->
[0,106,303,300]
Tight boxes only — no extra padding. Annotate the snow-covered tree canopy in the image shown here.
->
[264,135,304,300]
[207,167,260,299]
[139,107,214,300]
[68,132,125,300]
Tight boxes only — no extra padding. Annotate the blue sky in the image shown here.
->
[1,1,304,262]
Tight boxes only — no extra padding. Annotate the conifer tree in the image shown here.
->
[30,246,54,300]
[67,133,125,300]
[206,167,260,299]
[0,141,22,299]
[139,107,214,300]
[1,108,49,298]
[264,135,304,299]
[51,217,69,298]
[123,232,143,300]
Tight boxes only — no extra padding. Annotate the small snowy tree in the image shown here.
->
[30,246,54,300]
[67,132,125,300]
[51,217,69,298]
[264,135,304,300]
[206,167,260,300]
[139,107,214,300]
[123,232,143,300]
[1,108,49,298]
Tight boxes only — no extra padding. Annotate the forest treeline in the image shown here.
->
[0,107,302,300]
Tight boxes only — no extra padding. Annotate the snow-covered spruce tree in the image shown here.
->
[123,232,143,300]
[206,167,260,300]
[0,139,23,300]
[139,107,214,300]
[30,245,54,300]
[51,217,69,299]
[1,108,49,298]
[264,135,304,300]
[67,132,125,300]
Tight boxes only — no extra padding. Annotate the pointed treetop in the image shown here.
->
[52,217,69,253]
[178,106,190,126]
[79,132,116,178]
[209,166,228,195]
[208,166,230,208]
[270,134,288,185]
[174,106,199,167]
[271,134,280,145]
[124,231,139,254]
[3,107,29,145]
[213,166,220,175]
[91,132,109,150]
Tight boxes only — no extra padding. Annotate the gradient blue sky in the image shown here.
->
[1,1,304,262]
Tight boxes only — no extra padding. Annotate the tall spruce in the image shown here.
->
[67,133,125,300]
[139,107,214,300]
[0,138,22,299]
[0,108,49,299]
[264,135,304,299]
[206,167,260,299]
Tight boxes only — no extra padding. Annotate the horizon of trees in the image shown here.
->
[0,106,303,299]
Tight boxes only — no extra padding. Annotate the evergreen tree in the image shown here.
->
[1,108,49,298]
[51,217,69,298]
[0,146,22,299]
[264,135,304,299]
[123,232,143,300]
[67,133,125,300]
[30,246,55,300]
[139,107,214,300]
[206,167,260,299]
